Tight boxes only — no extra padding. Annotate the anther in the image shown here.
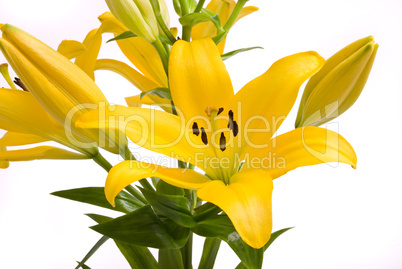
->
[14,77,28,91]
[205,106,219,117]
[201,127,208,145]
[232,121,239,137]
[220,133,227,152]
[217,107,224,115]
[192,122,200,136]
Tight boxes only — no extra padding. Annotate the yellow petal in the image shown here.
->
[76,105,218,178]
[169,38,234,120]
[251,126,357,179]
[0,88,97,156]
[74,28,102,80]
[125,94,155,107]
[0,146,10,169]
[106,160,210,206]
[57,40,86,60]
[0,131,49,146]
[197,169,273,249]
[0,146,89,162]
[0,63,17,89]
[98,13,167,87]
[230,51,325,157]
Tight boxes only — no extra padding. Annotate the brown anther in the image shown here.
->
[205,106,219,117]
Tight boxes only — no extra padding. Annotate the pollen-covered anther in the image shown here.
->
[219,132,227,151]
[192,122,200,136]
[205,106,219,117]
[200,127,208,145]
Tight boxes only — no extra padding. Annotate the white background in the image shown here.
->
[0,0,401,268]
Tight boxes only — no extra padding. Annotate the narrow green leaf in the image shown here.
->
[107,31,137,43]
[179,9,224,34]
[141,188,196,228]
[193,202,222,222]
[198,238,221,269]
[192,215,263,269]
[75,236,109,269]
[159,249,184,269]
[76,262,91,269]
[52,187,144,213]
[91,205,190,249]
[156,180,185,196]
[140,87,172,100]
[87,214,158,269]
[116,242,158,269]
[235,227,294,269]
[221,46,264,61]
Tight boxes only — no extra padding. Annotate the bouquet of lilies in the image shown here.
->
[0,0,378,268]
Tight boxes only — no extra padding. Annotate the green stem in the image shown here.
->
[152,38,169,75]
[179,0,192,41]
[198,238,221,269]
[181,232,193,269]
[182,26,192,42]
[194,0,206,13]
[150,0,177,44]
[223,0,248,32]
[93,153,113,172]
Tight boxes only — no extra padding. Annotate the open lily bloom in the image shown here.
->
[192,0,259,54]
[77,38,357,249]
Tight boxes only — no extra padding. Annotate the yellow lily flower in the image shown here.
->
[296,36,378,127]
[77,38,357,249]
[0,88,94,162]
[192,0,259,54]
[0,24,127,154]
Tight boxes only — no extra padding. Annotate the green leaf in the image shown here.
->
[52,187,144,213]
[193,202,222,222]
[141,188,196,228]
[212,31,227,45]
[91,205,190,249]
[179,9,224,34]
[107,31,137,43]
[87,214,158,269]
[75,236,109,269]
[115,242,158,269]
[156,180,185,196]
[221,47,264,61]
[159,249,184,269]
[140,87,172,100]
[198,238,221,269]
[235,227,294,269]
[192,215,263,269]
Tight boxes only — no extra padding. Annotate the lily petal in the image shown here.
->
[197,169,273,249]
[57,40,86,60]
[169,38,234,120]
[0,131,49,147]
[74,28,102,80]
[0,147,10,168]
[76,105,217,176]
[125,94,155,107]
[106,160,210,206]
[0,146,90,162]
[230,51,325,157]
[251,126,357,179]
[98,13,167,87]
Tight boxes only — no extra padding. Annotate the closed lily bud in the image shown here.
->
[105,0,169,42]
[0,24,127,154]
[295,36,378,127]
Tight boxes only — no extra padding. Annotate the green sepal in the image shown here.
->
[159,249,184,269]
[90,205,190,249]
[193,202,222,222]
[87,214,158,268]
[192,215,263,269]
[107,31,137,43]
[140,87,172,100]
[51,187,144,213]
[235,227,294,269]
[179,9,224,34]
[156,179,185,196]
[221,47,264,61]
[141,188,196,228]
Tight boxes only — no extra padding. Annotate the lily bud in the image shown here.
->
[295,36,378,127]
[105,0,169,43]
[0,24,127,154]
